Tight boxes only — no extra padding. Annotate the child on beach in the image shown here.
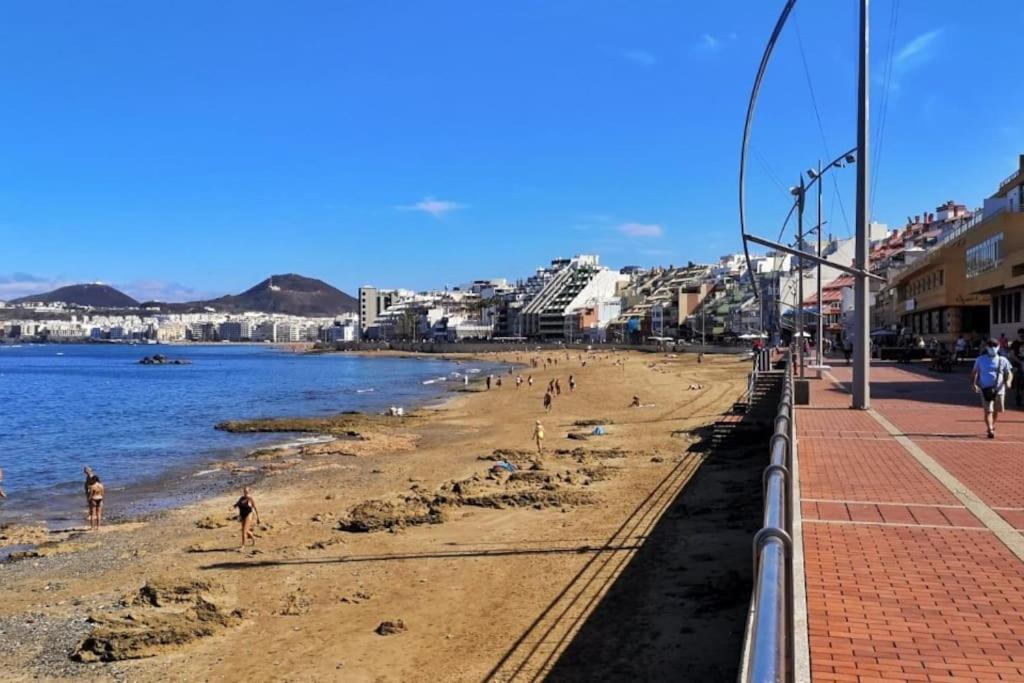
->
[233,487,261,551]
[533,420,544,453]
[87,475,105,530]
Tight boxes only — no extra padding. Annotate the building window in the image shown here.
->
[966,233,1004,278]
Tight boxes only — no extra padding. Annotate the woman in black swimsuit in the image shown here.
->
[233,487,260,551]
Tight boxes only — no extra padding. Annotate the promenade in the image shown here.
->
[798,361,1024,683]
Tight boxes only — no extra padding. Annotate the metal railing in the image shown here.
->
[742,351,795,683]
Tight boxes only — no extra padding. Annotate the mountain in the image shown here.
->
[10,283,139,308]
[144,274,357,317]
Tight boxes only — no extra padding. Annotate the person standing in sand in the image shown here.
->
[87,475,105,530]
[569,374,576,392]
[532,420,544,454]
[233,487,261,551]
[83,467,99,521]
[543,391,553,412]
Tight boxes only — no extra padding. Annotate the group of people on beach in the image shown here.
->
[1,464,259,551]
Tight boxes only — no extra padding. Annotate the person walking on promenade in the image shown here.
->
[87,475,105,530]
[971,338,1014,439]
[233,487,261,551]
[1009,328,1024,406]
[543,391,553,413]
[955,334,968,366]
[532,420,544,454]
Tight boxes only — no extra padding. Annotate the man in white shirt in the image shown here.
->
[971,338,1014,439]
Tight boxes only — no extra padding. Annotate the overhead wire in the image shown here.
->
[794,13,852,237]
[752,146,793,200]
[871,0,900,216]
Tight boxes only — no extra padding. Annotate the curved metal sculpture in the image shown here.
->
[738,0,798,301]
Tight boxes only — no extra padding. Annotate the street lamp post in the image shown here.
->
[795,176,806,378]
[853,0,871,409]
[816,160,824,368]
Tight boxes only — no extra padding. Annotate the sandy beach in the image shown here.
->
[0,350,757,682]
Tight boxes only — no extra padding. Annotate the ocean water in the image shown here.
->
[0,344,499,521]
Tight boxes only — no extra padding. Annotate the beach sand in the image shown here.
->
[0,350,758,682]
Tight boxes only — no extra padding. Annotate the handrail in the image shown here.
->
[742,351,794,683]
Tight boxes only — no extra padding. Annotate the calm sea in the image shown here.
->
[0,344,499,524]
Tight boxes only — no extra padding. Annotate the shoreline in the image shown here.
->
[0,351,506,536]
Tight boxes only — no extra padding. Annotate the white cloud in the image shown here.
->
[0,273,222,304]
[119,280,219,303]
[0,273,72,301]
[619,222,664,238]
[693,32,736,55]
[895,29,942,68]
[886,28,943,91]
[398,197,467,219]
[621,49,658,67]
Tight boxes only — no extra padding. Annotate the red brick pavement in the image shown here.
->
[799,362,1024,682]
[804,524,1024,683]
[800,438,958,505]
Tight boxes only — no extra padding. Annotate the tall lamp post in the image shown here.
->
[853,0,872,410]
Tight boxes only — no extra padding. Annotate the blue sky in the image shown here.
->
[2,0,1021,300]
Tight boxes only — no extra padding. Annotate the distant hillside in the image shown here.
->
[10,283,139,308]
[144,274,357,317]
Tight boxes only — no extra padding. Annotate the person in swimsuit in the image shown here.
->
[87,475,105,530]
[83,466,99,524]
[233,487,261,551]
[533,420,544,454]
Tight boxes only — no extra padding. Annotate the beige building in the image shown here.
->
[893,155,1024,342]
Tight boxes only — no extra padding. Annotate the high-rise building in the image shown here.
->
[358,286,398,334]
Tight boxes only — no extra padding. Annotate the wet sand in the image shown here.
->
[0,350,753,681]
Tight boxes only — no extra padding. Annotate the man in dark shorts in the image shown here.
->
[971,339,1014,438]
[233,487,261,551]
